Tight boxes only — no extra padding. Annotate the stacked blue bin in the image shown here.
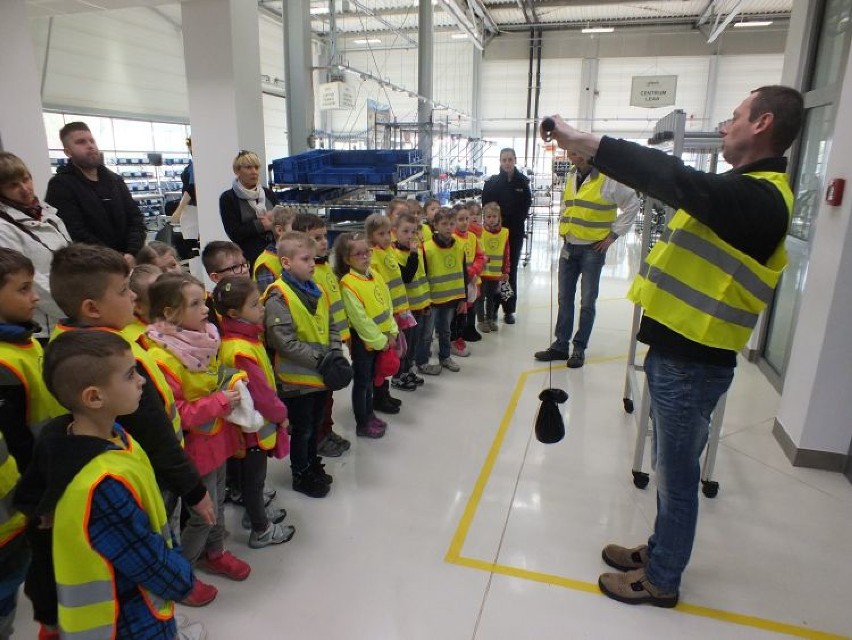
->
[272,149,421,187]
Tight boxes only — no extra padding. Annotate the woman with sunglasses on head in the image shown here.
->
[218,150,279,266]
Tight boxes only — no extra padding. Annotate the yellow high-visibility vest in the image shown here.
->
[263,279,330,388]
[54,430,174,639]
[627,170,794,351]
[0,431,26,547]
[370,245,409,314]
[52,323,183,446]
[394,245,430,311]
[340,270,395,335]
[423,239,466,304]
[421,221,433,243]
[253,249,282,283]
[314,262,351,342]
[219,336,279,451]
[559,169,618,241]
[481,227,509,278]
[0,338,65,433]
[149,346,247,436]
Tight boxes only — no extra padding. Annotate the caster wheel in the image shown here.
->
[632,471,649,489]
[623,398,634,413]
[701,480,719,498]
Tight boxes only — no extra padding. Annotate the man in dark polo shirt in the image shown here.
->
[542,85,803,608]
[46,122,146,264]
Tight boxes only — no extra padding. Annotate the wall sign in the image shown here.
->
[630,75,677,108]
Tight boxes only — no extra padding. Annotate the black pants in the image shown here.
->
[350,333,377,428]
[241,447,269,532]
[24,526,56,626]
[284,390,329,474]
[502,222,526,314]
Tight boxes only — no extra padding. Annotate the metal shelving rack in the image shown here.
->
[622,109,727,499]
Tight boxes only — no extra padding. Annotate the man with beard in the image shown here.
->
[46,122,146,265]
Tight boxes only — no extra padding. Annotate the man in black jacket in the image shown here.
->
[542,86,803,608]
[46,122,147,263]
[481,148,532,324]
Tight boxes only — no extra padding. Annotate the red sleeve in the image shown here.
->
[502,239,511,275]
[467,239,487,278]
[234,355,288,424]
[161,366,231,431]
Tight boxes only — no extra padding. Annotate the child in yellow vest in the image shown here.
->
[392,211,428,388]
[386,198,411,226]
[291,213,351,458]
[136,240,183,274]
[146,272,252,587]
[46,243,215,608]
[451,203,487,354]
[421,198,439,243]
[477,203,511,333]
[0,249,64,639]
[253,206,295,292]
[333,232,397,439]
[27,330,195,639]
[212,275,294,547]
[264,232,340,497]
[416,209,467,374]
[366,213,412,411]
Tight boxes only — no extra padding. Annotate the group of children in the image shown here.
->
[0,195,511,640]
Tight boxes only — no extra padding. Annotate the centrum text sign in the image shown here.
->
[630,75,677,108]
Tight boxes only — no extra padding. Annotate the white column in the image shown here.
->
[0,0,51,195]
[283,0,314,155]
[774,41,852,470]
[181,0,266,249]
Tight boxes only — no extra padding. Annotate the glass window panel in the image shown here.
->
[112,118,153,153]
[764,238,809,375]
[152,122,190,153]
[43,113,65,149]
[789,104,835,240]
[811,0,852,91]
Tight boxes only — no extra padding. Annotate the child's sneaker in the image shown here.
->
[263,484,277,505]
[292,469,330,497]
[181,578,218,607]
[477,321,492,334]
[417,362,442,376]
[404,371,424,386]
[317,436,346,457]
[38,625,60,640]
[440,357,461,372]
[249,522,296,548]
[356,417,387,439]
[176,614,208,640]
[241,507,287,530]
[374,395,401,414]
[462,325,483,342]
[328,430,351,451]
[311,457,333,484]
[489,318,499,332]
[200,550,251,581]
[451,338,470,357]
[391,375,417,391]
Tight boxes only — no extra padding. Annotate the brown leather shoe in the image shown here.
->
[598,568,678,608]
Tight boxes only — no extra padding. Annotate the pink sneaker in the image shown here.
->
[357,417,386,439]
[200,550,251,581]
[371,415,387,429]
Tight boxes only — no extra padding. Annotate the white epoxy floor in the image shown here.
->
[16,224,852,640]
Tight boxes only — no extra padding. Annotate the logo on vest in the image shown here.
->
[384,255,396,270]
[324,272,339,293]
[443,255,457,269]
[373,284,385,305]
[486,238,499,251]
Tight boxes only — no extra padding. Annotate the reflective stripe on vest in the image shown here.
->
[253,249,282,282]
[314,263,351,342]
[423,240,466,304]
[395,245,430,311]
[265,280,330,388]
[370,246,410,314]
[481,228,509,278]
[219,337,279,451]
[627,170,794,351]
[559,170,617,241]
[0,338,65,428]
[0,431,26,546]
[340,271,396,333]
[54,432,174,637]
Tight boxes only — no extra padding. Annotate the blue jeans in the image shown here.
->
[644,349,734,592]
[416,303,455,364]
[552,243,607,353]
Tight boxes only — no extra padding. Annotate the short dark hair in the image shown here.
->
[394,211,418,227]
[291,212,326,233]
[201,240,242,275]
[0,248,34,288]
[50,244,130,319]
[59,121,91,147]
[43,329,131,411]
[499,148,516,159]
[136,241,178,267]
[212,275,257,316]
[750,85,804,155]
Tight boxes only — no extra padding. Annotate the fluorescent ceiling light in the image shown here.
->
[733,20,773,27]
[451,33,468,39]
[582,27,614,34]
[353,38,381,44]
